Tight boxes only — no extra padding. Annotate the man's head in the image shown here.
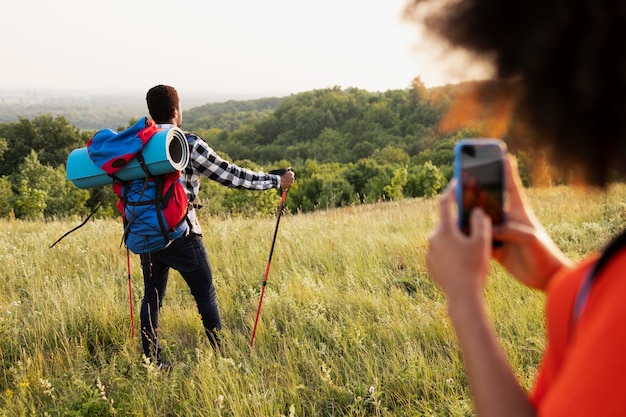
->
[146,85,182,126]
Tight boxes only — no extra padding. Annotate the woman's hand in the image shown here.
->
[491,156,572,290]
[426,161,538,417]
[426,179,493,303]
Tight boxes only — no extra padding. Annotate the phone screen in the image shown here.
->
[456,141,505,234]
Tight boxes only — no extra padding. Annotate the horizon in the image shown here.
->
[0,78,474,112]
[1,0,490,100]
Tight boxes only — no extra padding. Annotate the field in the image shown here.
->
[0,184,624,416]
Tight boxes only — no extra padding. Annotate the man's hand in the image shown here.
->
[270,168,295,189]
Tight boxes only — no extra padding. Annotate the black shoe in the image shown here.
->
[157,361,172,372]
[156,357,172,373]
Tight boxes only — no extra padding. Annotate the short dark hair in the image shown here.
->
[405,0,626,186]
[146,85,179,123]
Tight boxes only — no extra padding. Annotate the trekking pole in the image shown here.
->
[248,169,291,355]
[126,248,135,339]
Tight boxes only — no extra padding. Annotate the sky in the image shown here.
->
[0,0,490,100]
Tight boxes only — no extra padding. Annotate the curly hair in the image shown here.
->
[405,0,626,186]
[146,85,179,124]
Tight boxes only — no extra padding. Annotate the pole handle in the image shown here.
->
[269,167,292,176]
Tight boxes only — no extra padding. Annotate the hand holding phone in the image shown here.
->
[453,139,506,239]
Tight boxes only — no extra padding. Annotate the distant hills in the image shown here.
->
[0,88,282,130]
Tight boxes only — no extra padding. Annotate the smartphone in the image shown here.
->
[453,139,506,237]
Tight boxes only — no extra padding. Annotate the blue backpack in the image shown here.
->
[87,117,190,254]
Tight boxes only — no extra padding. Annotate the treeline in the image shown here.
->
[0,79,540,220]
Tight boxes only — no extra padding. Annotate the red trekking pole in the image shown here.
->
[126,248,135,339]
[248,169,291,355]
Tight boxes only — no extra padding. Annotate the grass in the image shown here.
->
[0,184,624,416]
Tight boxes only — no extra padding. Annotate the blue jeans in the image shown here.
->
[139,233,222,360]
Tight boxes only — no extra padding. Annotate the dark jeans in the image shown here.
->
[139,233,222,360]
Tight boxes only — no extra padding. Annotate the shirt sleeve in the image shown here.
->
[189,135,280,190]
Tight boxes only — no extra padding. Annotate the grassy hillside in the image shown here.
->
[0,184,624,416]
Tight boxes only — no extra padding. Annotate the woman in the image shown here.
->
[407,0,626,415]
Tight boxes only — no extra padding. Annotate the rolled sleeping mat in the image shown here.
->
[66,127,189,189]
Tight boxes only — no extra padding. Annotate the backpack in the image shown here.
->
[87,117,190,254]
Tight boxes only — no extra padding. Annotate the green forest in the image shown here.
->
[0,79,542,220]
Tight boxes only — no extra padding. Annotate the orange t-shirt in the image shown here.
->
[530,253,626,416]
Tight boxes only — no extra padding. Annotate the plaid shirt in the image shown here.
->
[182,132,280,203]
[153,124,280,235]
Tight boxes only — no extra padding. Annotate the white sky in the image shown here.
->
[0,0,490,99]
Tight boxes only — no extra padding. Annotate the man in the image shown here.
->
[141,84,295,366]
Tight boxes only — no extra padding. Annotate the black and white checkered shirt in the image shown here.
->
[182,132,280,203]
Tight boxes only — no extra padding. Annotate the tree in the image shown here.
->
[0,118,36,175]
[344,159,380,202]
[31,114,88,167]
[372,145,410,166]
[219,186,281,216]
[0,138,8,162]
[412,136,457,168]
[363,100,399,129]
[315,164,358,209]
[383,166,408,200]
[405,161,446,198]
[363,165,396,203]
[410,76,429,105]
[0,176,14,218]
[230,124,264,147]
[0,115,87,176]
[10,150,90,219]
[294,107,337,142]
[12,179,46,220]
[285,160,323,212]
[309,128,346,163]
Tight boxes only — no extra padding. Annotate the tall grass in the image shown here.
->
[0,184,624,416]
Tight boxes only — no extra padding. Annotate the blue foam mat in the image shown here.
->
[66,128,189,189]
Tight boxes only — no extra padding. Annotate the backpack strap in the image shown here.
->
[136,152,154,178]
[117,152,160,243]
[153,176,172,237]
[49,192,114,248]
[572,229,626,324]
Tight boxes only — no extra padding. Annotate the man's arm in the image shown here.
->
[190,136,280,190]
